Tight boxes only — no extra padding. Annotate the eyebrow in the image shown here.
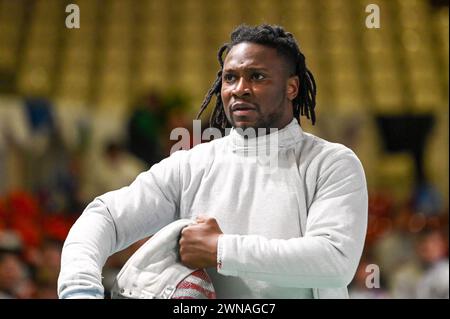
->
[222,67,270,73]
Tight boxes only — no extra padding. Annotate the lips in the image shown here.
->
[231,102,256,112]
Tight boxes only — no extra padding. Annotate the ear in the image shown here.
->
[286,75,299,101]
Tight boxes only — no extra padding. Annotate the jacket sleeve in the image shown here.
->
[57,150,185,299]
[217,148,368,288]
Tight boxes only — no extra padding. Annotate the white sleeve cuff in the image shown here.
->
[216,234,240,277]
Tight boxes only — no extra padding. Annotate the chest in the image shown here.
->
[181,154,308,239]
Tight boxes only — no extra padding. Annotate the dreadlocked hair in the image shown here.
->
[197,24,317,130]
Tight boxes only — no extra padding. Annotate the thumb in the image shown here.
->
[195,215,208,223]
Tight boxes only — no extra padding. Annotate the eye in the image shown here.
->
[223,73,236,83]
[251,73,265,81]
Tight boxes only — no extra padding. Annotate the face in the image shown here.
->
[221,42,299,131]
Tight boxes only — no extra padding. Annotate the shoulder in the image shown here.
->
[168,135,228,166]
[300,132,366,188]
[300,133,368,199]
[302,131,361,166]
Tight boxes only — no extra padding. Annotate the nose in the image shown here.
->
[231,77,251,98]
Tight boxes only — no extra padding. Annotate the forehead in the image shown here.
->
[223,42,285,71]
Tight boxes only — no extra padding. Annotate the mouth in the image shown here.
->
[231,102,256,113]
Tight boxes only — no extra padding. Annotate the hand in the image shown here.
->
[179,216,223,269]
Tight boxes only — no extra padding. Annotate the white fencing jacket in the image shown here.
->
[58,119,368,299]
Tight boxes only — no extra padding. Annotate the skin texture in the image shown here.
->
[178,42,300,269]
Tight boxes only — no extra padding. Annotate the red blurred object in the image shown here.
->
[6,190,41,219]
[365,191,396,246]
[368,191,394,217]
[2,191,42,247]
[10,217,42,248]
[0,197,6,230]
[1,191,77,247]
[41,215,72,242]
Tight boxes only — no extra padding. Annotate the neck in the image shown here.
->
[229,118,303,151]
[233,127,279,138]
[233,116,295,138]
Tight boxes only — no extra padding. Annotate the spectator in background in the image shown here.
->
[0,231,35,299]
[33,239,62,299]
[389,225,449,299]
[80,140,147,203]
[127,92,166,166]
[415,228,449,298]
[0,96,31,195]
[0,251,26,298]
[372,207,418,290]
[163,91,194,155]
[348,258,390,299]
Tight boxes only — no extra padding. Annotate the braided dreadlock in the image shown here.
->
[197,24,317,130]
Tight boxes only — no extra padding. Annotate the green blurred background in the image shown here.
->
[0,0,448,299]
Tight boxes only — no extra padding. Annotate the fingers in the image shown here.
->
[180,217,219,247]
[178,226,196,268]
[179,225,191,244]
[179,217,221,269]
[195,215,218,225]
[195,215,208,223]
[178,246,192,268]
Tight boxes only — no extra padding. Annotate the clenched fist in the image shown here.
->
[179,216,223,269]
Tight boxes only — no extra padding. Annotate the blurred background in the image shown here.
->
[0,0,448,299]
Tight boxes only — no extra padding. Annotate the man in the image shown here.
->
[58,24,368,299]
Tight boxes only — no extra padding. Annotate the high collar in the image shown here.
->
[228,118,304,151]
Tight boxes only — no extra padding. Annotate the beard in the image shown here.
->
[232,113,283,133]
[226,105,287,135]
